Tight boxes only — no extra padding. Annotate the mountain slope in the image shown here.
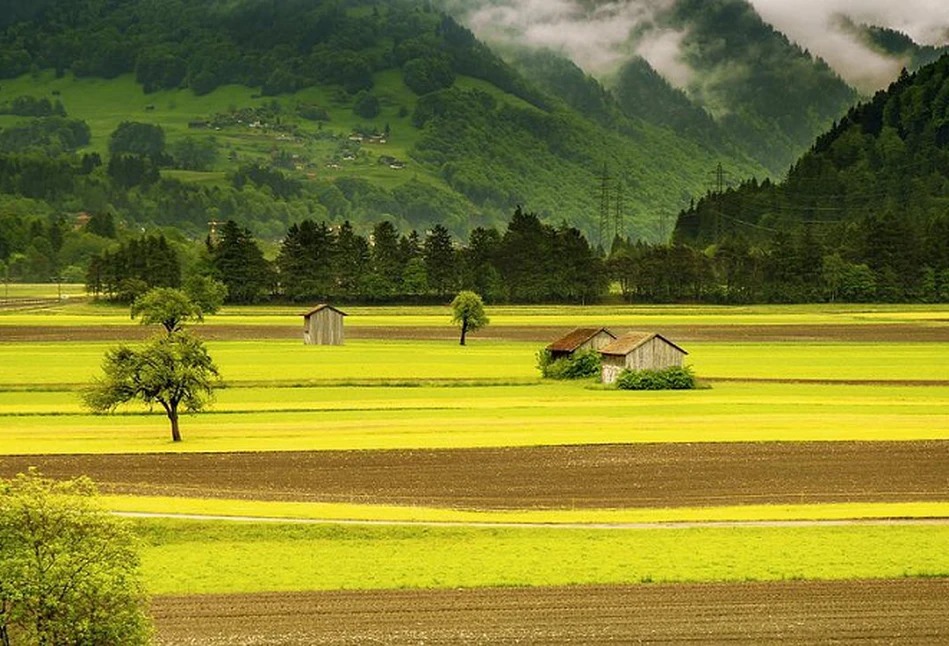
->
[673,54,949,300]
[0,0,763,244]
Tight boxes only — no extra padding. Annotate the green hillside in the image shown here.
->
[0,0,767,251]
[672,54,949,302]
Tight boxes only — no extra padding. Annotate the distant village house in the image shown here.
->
[546,328,617,362]
[599,332,688,384]
[302,304,347,345]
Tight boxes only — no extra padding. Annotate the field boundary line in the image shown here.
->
[705,377,949,387]
[115,511,949,530]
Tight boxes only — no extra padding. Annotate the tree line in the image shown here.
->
[85,208,608,304]
[84,203,949,306]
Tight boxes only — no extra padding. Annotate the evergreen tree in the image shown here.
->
[211,221,271,303]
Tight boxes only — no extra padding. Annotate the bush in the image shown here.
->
[616,365,696,390]
[537,348,601,380]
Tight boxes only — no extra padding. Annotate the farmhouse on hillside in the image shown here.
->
[546,328,618,361]
[599,332,688,384]
[301,304,347,345]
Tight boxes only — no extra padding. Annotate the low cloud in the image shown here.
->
[749,0,949,91]
[450,0,674,76]
[445,0,949,94]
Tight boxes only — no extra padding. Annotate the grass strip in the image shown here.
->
[104,496,949,525]
[133,519,949,595]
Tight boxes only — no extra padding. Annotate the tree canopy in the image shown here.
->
[83,331,220,442]
[0,470,151,646]
[450,290,489,346]
[131,286,204,333]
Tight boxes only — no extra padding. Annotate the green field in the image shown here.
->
[2,380,947,454]
[4,301,949,327]
[4,303,949,598]
[135,520,949,594]
[4,338,949,387]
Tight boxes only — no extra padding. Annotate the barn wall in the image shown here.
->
[625,338,684,372]
[304,309,344,345]
[601,355,627,384]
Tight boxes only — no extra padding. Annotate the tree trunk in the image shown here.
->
[459,319,468,346]
[169,408,182,442]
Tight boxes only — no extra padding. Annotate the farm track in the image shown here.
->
[151,579,949,645]
[2,322,949,342]
[4,441,947,509]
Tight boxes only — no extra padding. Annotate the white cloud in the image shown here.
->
[456,0,674,75]
[446,0,949,93]
[748,0,949,91]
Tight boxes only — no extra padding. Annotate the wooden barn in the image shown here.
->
[546,328,617,361]
[301,304,347,345]
[599,332,688,384]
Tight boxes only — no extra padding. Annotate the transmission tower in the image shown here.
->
[613,181,624,247]
[706,163,734,240]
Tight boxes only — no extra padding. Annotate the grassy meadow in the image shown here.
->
[3,302,949,595]
[136,520,949,594]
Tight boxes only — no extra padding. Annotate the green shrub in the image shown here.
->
[537,349,601,380]
[616,366,696,390]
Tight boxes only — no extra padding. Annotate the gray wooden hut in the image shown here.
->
[599,332,688,384]
[546,328,617,361]
[302,304,347,345]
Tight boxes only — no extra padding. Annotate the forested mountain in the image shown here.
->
[659,0,858,174]
[0,0,769,287]
[448,0,862,175]
[672,54,949,302]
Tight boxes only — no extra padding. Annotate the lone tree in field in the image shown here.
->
[83,331,220,442]
[131,280,226,334]
[450,291,489,346]
[0,470,152,646]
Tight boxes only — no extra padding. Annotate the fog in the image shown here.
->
[749,0,949,91]
[445,0,949,93]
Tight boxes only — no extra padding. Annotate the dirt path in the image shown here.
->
[151,579,949,645]
[4,441,947,509]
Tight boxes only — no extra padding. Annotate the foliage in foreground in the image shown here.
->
[537,349,602,380]
[616,366,697,391]
[0,470,151,646]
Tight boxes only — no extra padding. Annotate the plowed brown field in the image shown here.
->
[151,579,949,645]
[4,441,947,508]
[3,322,949,342]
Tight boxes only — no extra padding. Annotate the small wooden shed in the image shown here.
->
[302,304,347,345]
[599,332,688,384]
[546,328,617,361]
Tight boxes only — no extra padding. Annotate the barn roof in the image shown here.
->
[599,332,688,357]
[546,328,616,353]
[301,304,348,318]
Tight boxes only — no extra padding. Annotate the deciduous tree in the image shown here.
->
[0,470,151,646]
[83,331,220,442]
[450,290,488,346]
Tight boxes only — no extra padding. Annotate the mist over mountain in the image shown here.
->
[442,0,949,172]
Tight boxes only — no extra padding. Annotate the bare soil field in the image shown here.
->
[4,441,947,509]
[3,322,949,342]
[151,579,949,645]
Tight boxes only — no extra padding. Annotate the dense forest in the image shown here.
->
[673,54,949,302]
[84,208,606,304]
